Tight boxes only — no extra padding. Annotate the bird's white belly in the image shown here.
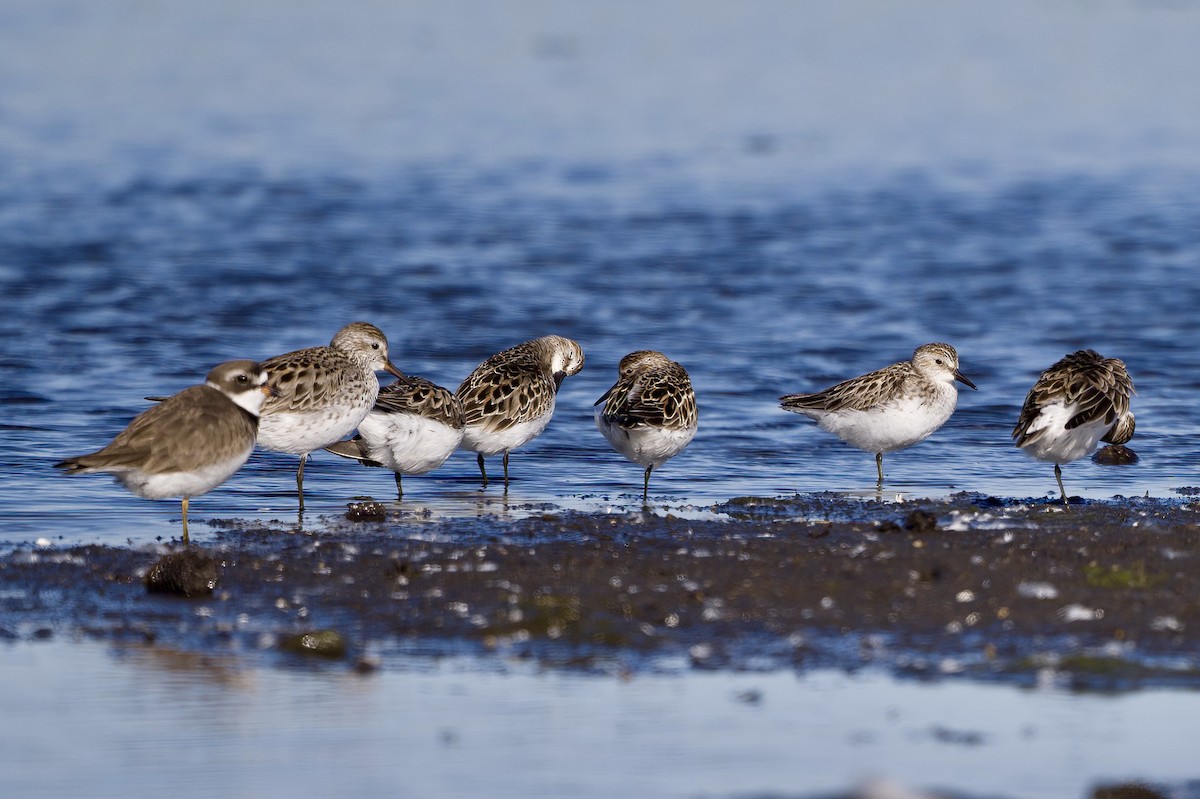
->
[258,405,372,455]
[595,411,696,469]
[459,408,554,456]
[817,394,956,454]
[116,448,253,500]
[1018,402,1108,464]
[357,411,464,475]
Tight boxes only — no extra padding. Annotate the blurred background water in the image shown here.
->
[2,3,1200,795]
[2,0,1199,546]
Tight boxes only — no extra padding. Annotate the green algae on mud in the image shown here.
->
[3,493,1200,689]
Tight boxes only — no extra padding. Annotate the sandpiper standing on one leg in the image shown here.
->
[324,375,465,498]
[1013,349,1134,505]
[257,322,407,510]
[56,360,274,543]
[780,343,976,487]
[595,350,697,500]
[455,335,584,489]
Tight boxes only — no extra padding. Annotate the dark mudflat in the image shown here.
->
[5,492,1200,690]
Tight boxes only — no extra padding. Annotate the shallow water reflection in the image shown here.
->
[2,640,1197,799]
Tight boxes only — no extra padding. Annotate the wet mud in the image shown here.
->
[4,491,1200,690]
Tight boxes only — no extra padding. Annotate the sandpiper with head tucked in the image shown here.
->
[595,350,697,499]
[455,335,584,488]
[780,343,976,487]
[1013,349,1134,505]
[324,375,465,498]
[257,322,407,510]
[55,360,273,543]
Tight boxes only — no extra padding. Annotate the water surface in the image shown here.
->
[4,640,1200,799]
[3,2,1200,547]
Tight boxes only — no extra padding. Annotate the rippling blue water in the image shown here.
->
[2,0,1199,549]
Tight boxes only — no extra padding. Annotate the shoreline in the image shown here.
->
[4,492,1199,691]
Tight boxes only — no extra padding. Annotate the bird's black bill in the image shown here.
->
[385,361,415,385]
[954,370,978,390]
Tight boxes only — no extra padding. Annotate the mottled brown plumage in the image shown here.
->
[457,350,554,433]
[455,335,585,487]
[260,322,404,418]
[1013,350,1134,451]
[1102,411,1136,446]
[324,376,465,497]
[1012,349,1135,505]
[780,343,976,486]
[596,351,697,431]
[595,351,698,498]
[373,376,465,429]
[257,322,407,510]
[781,343,971,414]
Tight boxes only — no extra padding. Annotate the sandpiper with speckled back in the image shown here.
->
[257,322,408,510]
[455,335,584,488]
[1013,349,1134,505]
[780,343,976,487]
[595,350,697,500]
[325,375,465,498]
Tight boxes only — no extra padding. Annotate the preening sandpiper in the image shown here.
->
[325,375,465,498]
[1013,349,1134,505]
[595,350,697,500]
[455,335,584,488]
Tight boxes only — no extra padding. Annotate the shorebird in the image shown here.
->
[1013,349,1134,505]
[324,375,465,498]
[455,335,584,488]
[780,343,976,486]
[595,350,697,499]
[257,322,407,510]
[56,360,273,543]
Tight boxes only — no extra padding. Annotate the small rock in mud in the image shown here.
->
[345,501,388,522]
[144,549,218,597]
[904,510,938,533]
[1093,445,1139,466]
[279,630,348,659]
[880,510,939,534]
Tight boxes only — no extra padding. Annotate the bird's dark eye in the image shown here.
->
[372,343,381,350]
[935,359,943,365]
[236,374,249,384]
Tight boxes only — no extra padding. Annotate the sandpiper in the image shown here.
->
[257,322,407,510]
[595,350,697,499]
[455,335,584,488]
[780,343,976,486]
[56,360,273,543]
[324,375,465,498]
[1013,349,1134,505]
